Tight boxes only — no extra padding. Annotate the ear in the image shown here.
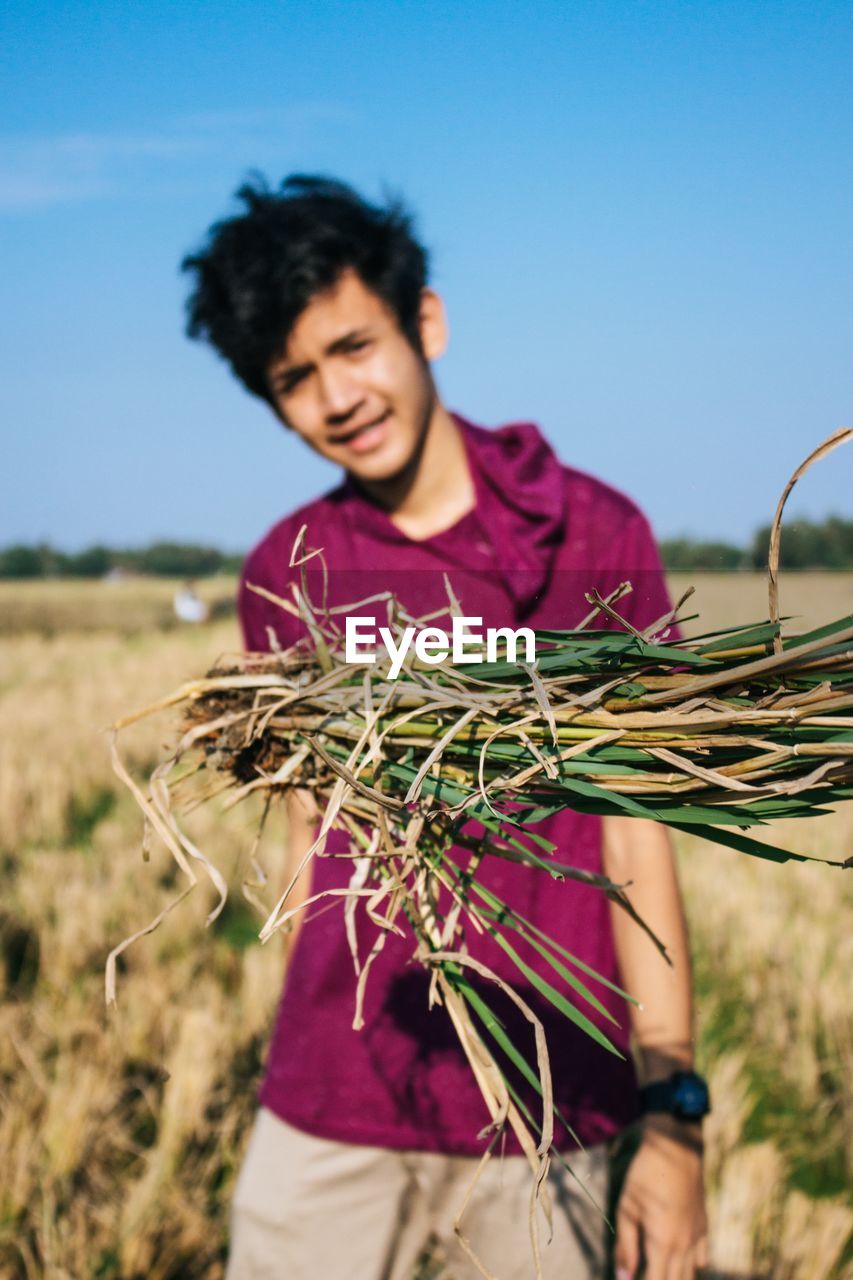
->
[417,288,448,361]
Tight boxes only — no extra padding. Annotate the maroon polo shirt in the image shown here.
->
[238,414,676,1156]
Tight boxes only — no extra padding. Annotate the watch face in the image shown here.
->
[673,1073,710,1119]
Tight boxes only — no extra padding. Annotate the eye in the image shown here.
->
[279,371,307,395]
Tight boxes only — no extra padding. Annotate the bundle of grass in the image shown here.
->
[109,429,852,1272]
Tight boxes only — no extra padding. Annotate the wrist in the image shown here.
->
[639,1110,705,1154]
[638,1067,711,1130]
[637,1043,696,1085]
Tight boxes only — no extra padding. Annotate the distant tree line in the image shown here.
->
[0,542,244,580]
[1,518,851,579]
[660,516,853,571]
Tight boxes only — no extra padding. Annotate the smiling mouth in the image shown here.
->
[328,409,391,445]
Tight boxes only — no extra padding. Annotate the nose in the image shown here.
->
[319,364,363,426]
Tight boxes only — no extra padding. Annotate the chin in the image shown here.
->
[345,439,418,484]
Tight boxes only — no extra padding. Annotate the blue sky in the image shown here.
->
[2,0,851,552]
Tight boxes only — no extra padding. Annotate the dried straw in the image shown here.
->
[108,429,852,1278]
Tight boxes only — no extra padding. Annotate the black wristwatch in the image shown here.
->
[639,1070,711,1122]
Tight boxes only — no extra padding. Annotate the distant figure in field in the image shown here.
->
[173,580,209,625]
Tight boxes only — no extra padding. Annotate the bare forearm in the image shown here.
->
[604,815,708,1274]
[602,815,695,1084]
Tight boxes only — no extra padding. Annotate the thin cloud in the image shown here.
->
[0,172,110,209]
[0,102,356,211]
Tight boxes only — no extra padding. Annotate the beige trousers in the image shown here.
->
[226,1108,612,1280]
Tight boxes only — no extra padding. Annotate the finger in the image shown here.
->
[694,1233,710,1275]
[614,1205,641,1280]
[644,1240,670,1280]
[676,1240,707,1280]
[664,1248,691,1280]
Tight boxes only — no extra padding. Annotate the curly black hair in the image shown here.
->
[181,174,430,404]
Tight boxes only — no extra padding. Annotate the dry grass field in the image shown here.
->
[0,575,851,1278]
[0,578,237,637]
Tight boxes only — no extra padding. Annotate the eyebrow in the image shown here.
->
[271,327,373,391]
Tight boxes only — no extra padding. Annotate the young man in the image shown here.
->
[183,176,709,1280]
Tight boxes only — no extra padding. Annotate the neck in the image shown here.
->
[358,402,475,541]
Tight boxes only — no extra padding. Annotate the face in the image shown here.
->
[266,269,447,484]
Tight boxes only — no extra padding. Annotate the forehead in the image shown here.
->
[275,269,393,363]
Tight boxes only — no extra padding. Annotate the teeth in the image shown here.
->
[335,415,385,444]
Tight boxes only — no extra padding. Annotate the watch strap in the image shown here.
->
[639,1069,710,1121]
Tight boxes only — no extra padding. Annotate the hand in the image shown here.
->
[615,1117,709,1280]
